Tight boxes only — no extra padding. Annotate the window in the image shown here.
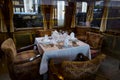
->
[52,1,65,27]
[76,2,87,26]
[13,0,66,29]
[91,0,104,28]
[57,1,65,26]
[106,1,120,31]
[13,0,43,28]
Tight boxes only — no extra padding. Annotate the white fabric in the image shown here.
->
[43,35,50,42]
[70,32,75,39]
[34,37,91,75]
[64,36,69,47]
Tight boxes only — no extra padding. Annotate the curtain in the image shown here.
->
[41,0,53,30]
[41,5,48,30]
[2,0,14,32]
[0,4,7,32]
[100,0,110,32]
[64,2,76,29]
[49,5,54,29]
[71,2,76,28]
[86,1,95,27]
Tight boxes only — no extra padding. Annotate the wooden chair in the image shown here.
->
[49,54,106,80]
[1,38,42,80]
[86,32,104,58]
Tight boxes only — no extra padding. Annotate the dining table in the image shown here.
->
[34,37,91,75]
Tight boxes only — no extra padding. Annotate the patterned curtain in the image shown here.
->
[100,0,110,32]
[86,1,95,27]
[2,0,14,32]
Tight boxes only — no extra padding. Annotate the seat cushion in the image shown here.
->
[14,50,37,64]
[13,57,40,73]
[13,50,40,73]
[13,58,41,80]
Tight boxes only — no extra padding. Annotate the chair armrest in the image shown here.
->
[17,44,37,53]
[14,54,41,65]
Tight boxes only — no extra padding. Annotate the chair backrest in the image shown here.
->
[86,32,104,49]
[61,54,106,80]
[36,29,54,37]
[75,27,90,41]
[1,38,17,63]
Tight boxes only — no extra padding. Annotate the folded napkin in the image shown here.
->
[70,32,75,39]
[64,37,69,47]
[43,35,50,43]
[51,30,60,40]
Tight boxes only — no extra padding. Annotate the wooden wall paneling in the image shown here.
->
[102,33,120,59]
[102,34,114,50]
[13,31,33,49]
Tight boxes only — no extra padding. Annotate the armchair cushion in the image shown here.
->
[86,32,104,49]
[14,56,41,73]
[14,50,38,64]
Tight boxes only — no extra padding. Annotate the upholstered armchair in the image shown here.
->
[1,38,42,80]
[36,29,54,37]
[49,54,106,80]
[75,27,90,41]
[86,32,104,58]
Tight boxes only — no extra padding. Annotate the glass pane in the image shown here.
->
[76,2,87,26]
[106,1,120,31]
[91,0,104,28]
[12,0,43,28]
[57,1,65,26]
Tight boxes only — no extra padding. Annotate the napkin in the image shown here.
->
[51,30,59,40]
[70,32,75,39]
[64,37,69,47]
[43,35,50,43]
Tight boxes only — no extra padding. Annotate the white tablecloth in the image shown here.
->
[34,37,91,75]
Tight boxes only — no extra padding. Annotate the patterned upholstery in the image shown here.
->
[76,27,90,41]
[1,38,42,80]
[86,32,104,49]
[86,32,104,58]
[36,29,54,37]
[49,54,106,80]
